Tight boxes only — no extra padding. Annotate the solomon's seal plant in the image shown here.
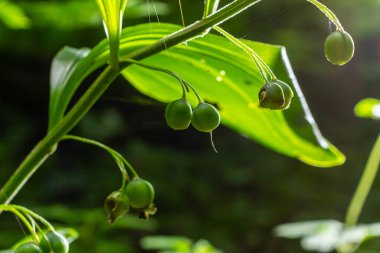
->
[0,0,357,250]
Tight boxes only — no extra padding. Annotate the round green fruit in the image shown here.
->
[191,103,220,132]
[40,231,69,253]
[126,178,155,209]
[165,99,192,130]
[15,243,43,253]
[324,30,354,65]
[259,79,294,110]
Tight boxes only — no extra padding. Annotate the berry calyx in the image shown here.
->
[126,178,155,209]
[258,79,294,110]
[165,98,193,130]
[324,30,354,65]
[104,189,130,224]
[15,243,43,253]
[191,103,220,132]
[39,231,69,253]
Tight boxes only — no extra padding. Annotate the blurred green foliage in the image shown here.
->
[1,0,380,253]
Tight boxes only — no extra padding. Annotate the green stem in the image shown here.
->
[0,205,38,242]
[213,26,275,82]
[203,0,220,18]
[0,0,262,205]
[345,133,380,227]
[13,205,55,231]
[0,67,119,204]
[306,0,344,31]
[123,59,188,98]
[61,135,138,186]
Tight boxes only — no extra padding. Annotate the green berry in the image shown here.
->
[15,243,43,253]
[191,103,220,132]
[165,98,192,130]
[258,79,294,110]
[104,189,130,224]
[126,178,155,209]
[324,30,354,65]
[40,231,69,253]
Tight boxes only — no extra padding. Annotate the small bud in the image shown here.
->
[258,80,294,110]
[104,189,130,224]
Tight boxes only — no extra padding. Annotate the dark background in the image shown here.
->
[1,0,380,252]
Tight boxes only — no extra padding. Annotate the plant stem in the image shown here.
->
[345,133,380,227]
[0,67,119,204]
[306,0,344,31]
[0,0,262,205]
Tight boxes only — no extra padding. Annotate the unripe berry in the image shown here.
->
[258,80,293,110]
[165,99,192,130]
[15,243,43,253]
[126,178,155,209]
[191,103,220,132]
[40,231,69,253]
[324,30,354,65]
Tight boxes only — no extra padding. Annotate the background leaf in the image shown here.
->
[0,1,30,29]
[354,98,380,120]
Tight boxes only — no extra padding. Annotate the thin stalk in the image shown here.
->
[183,81,203,103]
[213,26,275,82]
[203,0,220,18]
[0,0,263,206]
[0,67,119,204]
[306,0,344,31]
[0,205,38,242]
[61,135,137,185]
[345,134,380,227]
[123,59,187,98]
[13,205,55,231]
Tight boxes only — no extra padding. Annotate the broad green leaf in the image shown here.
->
[0,1,30,29]
[95,0,128,67]
[49,47,90,130]
[48,23,345,167]
[119,23,345,167]
[354,98,380,120]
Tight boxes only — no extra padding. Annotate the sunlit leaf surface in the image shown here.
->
[49,23,345,167]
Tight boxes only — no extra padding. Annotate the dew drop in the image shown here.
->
[216,76,223,82]
[220,70,226,76]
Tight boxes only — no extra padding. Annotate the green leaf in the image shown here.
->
[49,47,91,130]
[354,98,380,120]
[49,23,345,167]
[119,23,345,167]
[0,1,30,29]
[95,0,128,68]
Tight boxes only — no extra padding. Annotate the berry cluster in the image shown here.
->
[105,178,155,223]
[165,99,220,133]
[15,231,68,253]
